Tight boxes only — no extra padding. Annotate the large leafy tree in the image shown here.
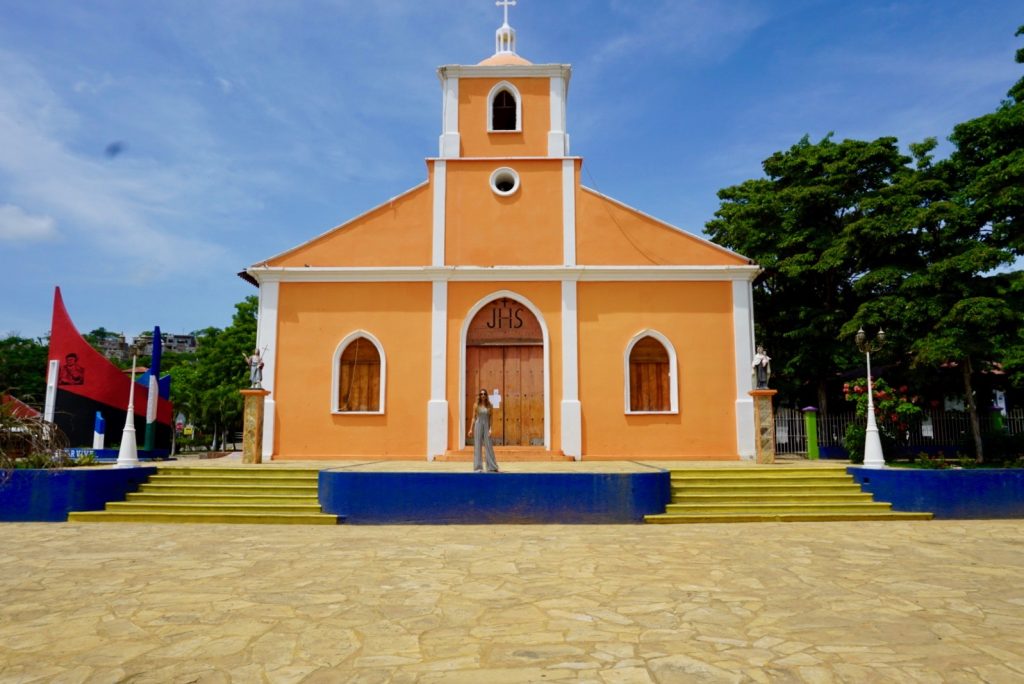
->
[847,138,1020,463]
[707,25,1024,464]
[0,335,48,406]
[944,25,1024,418]
[706,135,911,410]
[924,26,1024,460]
[948,25,1024,257]
[169,296,258,448]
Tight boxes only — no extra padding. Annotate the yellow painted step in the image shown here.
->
[671,475,856,485]
[148,475,318,486]
[138,484,318,495]
[157,467,321,478]
[665,502,894,514]
[644,511,933,524]
[674,484,861,495]
[676,493,874,503]
[106,501,323,514]
[670,470,849,480]
[68,511,339,525]
[127,492,319,504]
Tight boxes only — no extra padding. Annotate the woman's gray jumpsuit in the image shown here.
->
[473,406,499,472]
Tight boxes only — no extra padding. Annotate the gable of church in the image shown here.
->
[265,181,433,268]
[576,187,750,267]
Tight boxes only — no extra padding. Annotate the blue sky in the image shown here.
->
[1,0,1021,341]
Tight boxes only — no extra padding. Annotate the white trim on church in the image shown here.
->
[623,329,680,415]
[330,330,387,415]
[248,264,760,284]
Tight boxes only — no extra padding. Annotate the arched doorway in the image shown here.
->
[465,297,545,447]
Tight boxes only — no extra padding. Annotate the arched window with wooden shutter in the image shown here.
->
[332,331,385,414]
[624,331,679,414]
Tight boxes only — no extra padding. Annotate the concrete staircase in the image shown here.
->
[68,467,340,525]
[645,467,932,524]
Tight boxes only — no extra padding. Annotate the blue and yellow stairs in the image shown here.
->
[68,467,340,524]
[645,467,932,523]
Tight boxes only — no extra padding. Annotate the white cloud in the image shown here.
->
[0,50,229,280]
[0,204,57,242]
[72,72,117,95]
[595,0,768,66]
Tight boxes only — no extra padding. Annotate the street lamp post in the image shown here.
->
[855,327,886,469]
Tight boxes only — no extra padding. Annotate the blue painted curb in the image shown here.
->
[849,466,1024,519]
[0,467,157,522]
[319,470,671,524]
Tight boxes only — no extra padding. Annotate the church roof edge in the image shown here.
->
[437,63,572,81]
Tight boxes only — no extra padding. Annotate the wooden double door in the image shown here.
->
[465,344,544,447]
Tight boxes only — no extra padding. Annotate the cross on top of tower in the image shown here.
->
[497,0,516,26]
[493,0,518,55]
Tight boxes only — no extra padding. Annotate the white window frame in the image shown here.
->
[489,167,521,196]
[331,330,386,415]
[487,81,522,133]
[624,329,679,415]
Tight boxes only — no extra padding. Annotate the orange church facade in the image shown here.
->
[245,17,760,461]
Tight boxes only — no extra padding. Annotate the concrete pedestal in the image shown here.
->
[750,389,779,464]
[240,389,270,464]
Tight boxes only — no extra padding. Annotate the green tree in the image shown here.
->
[1003,277,1024,388]
[846,28,1024,463]
[706,135,911,410]
[0,335,48,406]
[168,297,258,449]
[842,140,1016,461]
[947,25,1024,257]
[83,327,119,345]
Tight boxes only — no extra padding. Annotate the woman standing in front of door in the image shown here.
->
[468,389,500,473]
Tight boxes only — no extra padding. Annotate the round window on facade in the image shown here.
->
[490,167,520,197]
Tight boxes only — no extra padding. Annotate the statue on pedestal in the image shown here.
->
[243,349,265,388]
[752,345,771,389]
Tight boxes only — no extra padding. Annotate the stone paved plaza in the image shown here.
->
[1,520,1023,683]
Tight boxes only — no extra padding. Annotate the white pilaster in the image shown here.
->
[562,159,576,266]
[427,280,449,459]
[439,77,460,158]
[256,280,279,460]
[43,360,59,423]
[560,279,582,459]
[432,160,447,267]
[732,279,756,460]
[548,75,568,156]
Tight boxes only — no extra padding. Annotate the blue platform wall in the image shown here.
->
[0,467,156,522]
[319,471,671,524]
[848,466,1024,519]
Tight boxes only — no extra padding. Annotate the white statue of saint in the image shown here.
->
[243,349,265,388]
[752,345,771,389]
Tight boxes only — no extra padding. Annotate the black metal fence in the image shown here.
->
[775,408,1024,456]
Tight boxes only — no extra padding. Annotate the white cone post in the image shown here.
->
[862,349,886,469]
[116,356,140,468]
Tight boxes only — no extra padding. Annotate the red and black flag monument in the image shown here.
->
[43,287,173,452]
